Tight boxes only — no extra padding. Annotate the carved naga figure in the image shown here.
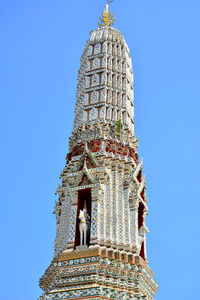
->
[78,202,90,246]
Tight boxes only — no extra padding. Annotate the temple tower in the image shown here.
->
[39,5,158,300]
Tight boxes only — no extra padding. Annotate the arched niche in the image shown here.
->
[74,188,92,249]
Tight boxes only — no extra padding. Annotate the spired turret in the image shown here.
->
[71,25,136,153]
[73,26,134,132]
[39,5,158,300]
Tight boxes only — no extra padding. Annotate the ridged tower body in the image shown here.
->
[39,5,158,300]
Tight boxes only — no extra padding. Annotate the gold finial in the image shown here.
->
[98,4,116,28]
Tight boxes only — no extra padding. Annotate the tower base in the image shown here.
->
[39,247,158,300]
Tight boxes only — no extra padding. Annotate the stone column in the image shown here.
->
[68,190,78,247]
[129,194,139,252]
[97,186,105,245]
[90,187,99,245]
[118,162,124,249]
[112,163,117,248]
[123,181,131,251]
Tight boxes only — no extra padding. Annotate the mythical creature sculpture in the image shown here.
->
[78,206,90,246]
[138,224,149,252]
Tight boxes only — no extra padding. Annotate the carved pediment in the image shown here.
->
[74,158,96,187]
[77,141,98,171]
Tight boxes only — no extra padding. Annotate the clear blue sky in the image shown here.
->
[1,1,200,299]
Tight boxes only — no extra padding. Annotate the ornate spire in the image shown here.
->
[98,4,116,28]
[39,12,159,300]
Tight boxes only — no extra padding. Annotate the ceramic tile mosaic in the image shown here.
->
[39,8,158,299]
[90,201,98,238]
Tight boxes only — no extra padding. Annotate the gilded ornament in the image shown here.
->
[98,4,116,28]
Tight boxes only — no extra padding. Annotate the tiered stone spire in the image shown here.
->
[39,5,158,300]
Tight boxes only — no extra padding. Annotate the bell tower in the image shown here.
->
[39,5,158,299]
